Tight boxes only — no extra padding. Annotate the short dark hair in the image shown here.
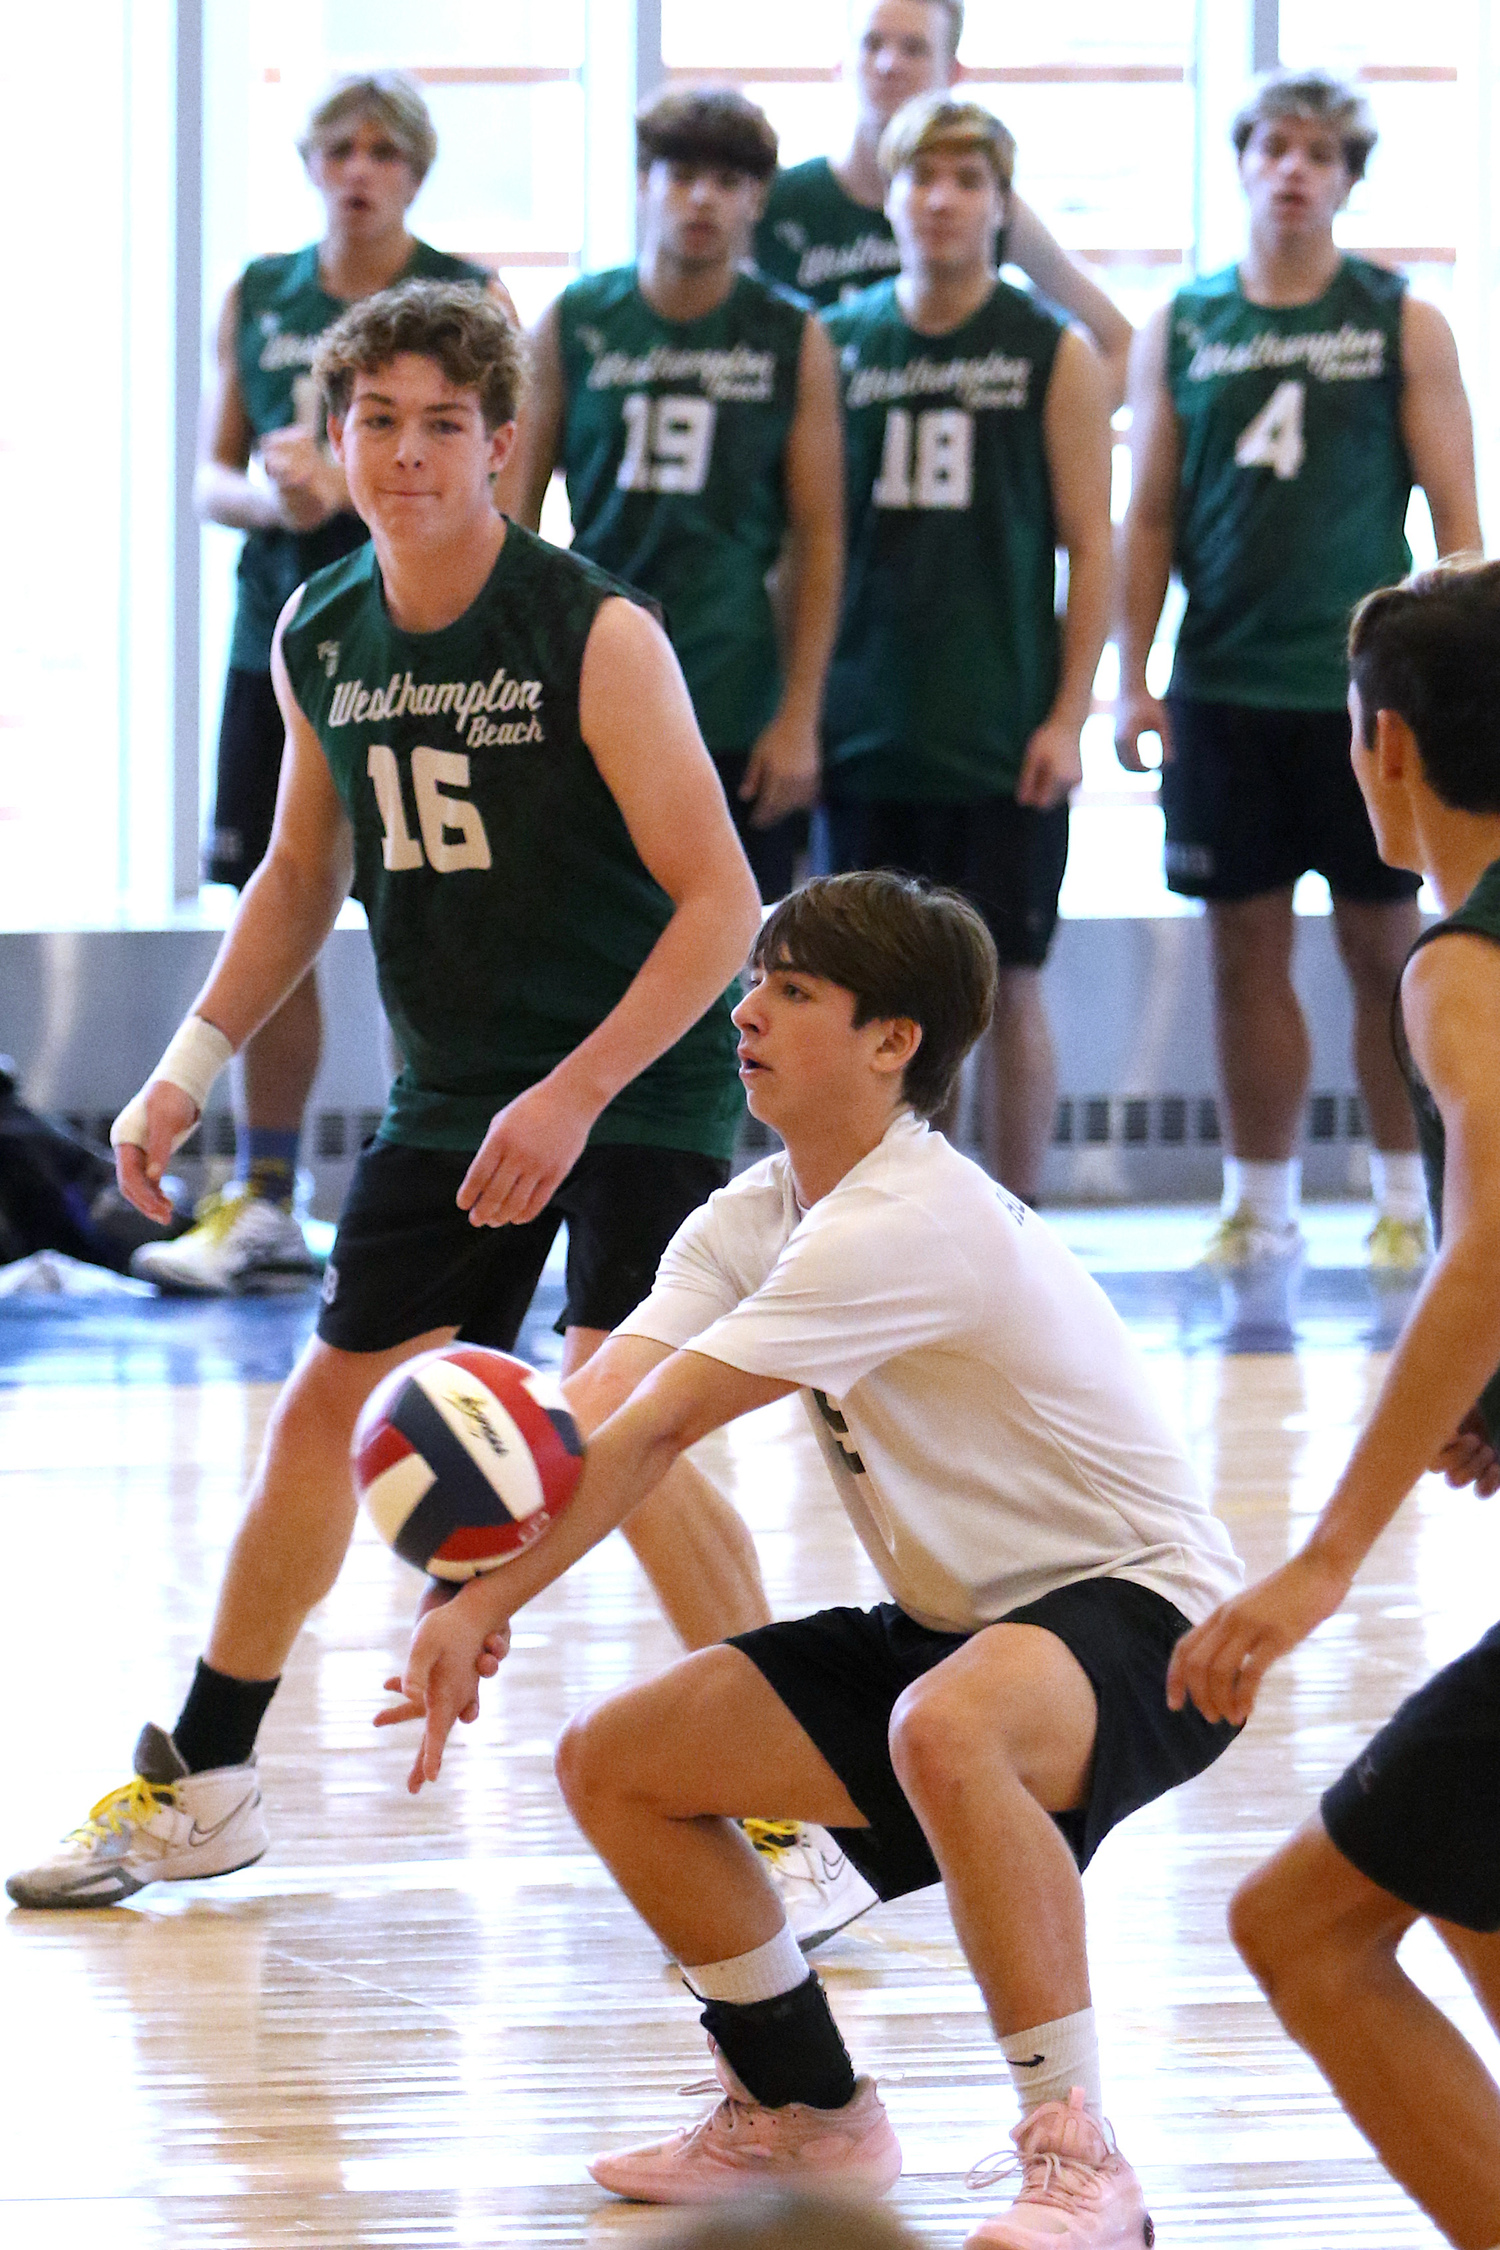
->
[1231,69,1377,182]
[313,279,525,431]
[752,872,997,1118]
[1348,558,1500,813]
[636,87,779,181]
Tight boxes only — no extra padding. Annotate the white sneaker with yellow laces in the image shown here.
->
[742,1819,880,1950]
[131,1185,315,1295]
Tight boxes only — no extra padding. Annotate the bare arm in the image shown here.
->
[1114,305,1179,772]
[493,298,565,527]
[114,592,353,1217]
[382,1337,797,1786]
[1016,326,1113,809]
[739,316,845,827]
[196,281,351,535]
[1169,933,1500,1725]
[1401,296,1483,558]
[1006,194,1133,411]
[456,597,762,1226]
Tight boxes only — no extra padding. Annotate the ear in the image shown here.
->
[487,419,519,478]
[1371,705,1419,785]
[327,414,346,464]
[870,1016,922,1079]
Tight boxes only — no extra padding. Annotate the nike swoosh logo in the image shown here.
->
[1010,2054,1046,2068]
[188,1794,258,1847]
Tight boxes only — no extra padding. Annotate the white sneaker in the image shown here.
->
[6,1723,268,1908]
[131,1185,316,1295]
[742,1820,880,1951]
[1196,1207,1303,1270]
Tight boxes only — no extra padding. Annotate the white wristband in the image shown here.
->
[111,1016,235,1155]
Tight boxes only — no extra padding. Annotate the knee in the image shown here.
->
[554,1698,635,1835]
[1228,1860,1299,1991]
[888,1675,972,1814]
[1229,1856,1387,2027]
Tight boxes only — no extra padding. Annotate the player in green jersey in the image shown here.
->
[144,73,506,1298]
[504,87,844,905]
[754,2,1132,404]
[821,95,1114,1205]
[1169,560,1500,2250]
[6,281,770,1913]
[1117,71,1481,1272]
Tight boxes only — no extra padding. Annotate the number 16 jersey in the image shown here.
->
[1167,256,1412,711]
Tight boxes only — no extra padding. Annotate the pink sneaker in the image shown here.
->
[964,2087,1154,2246]
[588,2046,902,2205]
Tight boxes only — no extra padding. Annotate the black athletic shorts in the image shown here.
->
[316,1137,729,1355]
[730,1578,1240,1900]
[713,750,807,905]
[821,793,1070,970]
[205,666,287,889]
[1321,1621,1500,1933]
[1161,697,1422,906]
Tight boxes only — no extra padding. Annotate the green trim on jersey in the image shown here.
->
[755,157,902,309]
[229,240,489,672]
[1167,256,1412,711]
[1396,858,1500,1441]
[557,267,806,753]
[822,278,1063,803]
[280,525,740,1159]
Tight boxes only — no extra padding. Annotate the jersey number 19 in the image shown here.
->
[617,393,717,495]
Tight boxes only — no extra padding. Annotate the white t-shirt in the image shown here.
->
[617,1112,1243,1633]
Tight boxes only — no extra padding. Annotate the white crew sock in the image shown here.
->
[1000,2007,1102,2116]
[1222,1156,1300,1229]
[681,1922,807,2005]
[1369,1149,1427,1225]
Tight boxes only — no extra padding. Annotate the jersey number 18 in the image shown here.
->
[873,407,974,510]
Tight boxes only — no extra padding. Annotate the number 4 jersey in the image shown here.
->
[557,267,807,753]
[1167,256,1412,711]
[280,524,740,1160]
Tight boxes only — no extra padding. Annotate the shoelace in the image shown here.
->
[965,2144,1105,2211]
[741,1817,801,1864]
[71,1774,177,1845]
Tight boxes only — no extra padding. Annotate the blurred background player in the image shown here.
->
[139,73,503,1294]
[503,88,843,905]
[1116,69,1481,1271]
[819,96,1113,1205]
[754,1,1132,405]
[1168,559,1500,2250]
[7,283,769,1912]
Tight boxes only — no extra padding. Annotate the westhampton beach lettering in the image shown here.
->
[1184,323,1386,384]
[328,669,545,749]
[845,352,1032,413]
[585,343,777,403]
[779,230,902,294]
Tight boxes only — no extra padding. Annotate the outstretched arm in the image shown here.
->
[1006,195,1133,409]
[380,1339,796,1787]
[1169,931,1500,1726]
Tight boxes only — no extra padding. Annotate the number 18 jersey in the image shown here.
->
[557,268,806,753]
[1167,256,1412,711]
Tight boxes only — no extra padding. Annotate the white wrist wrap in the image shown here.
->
[110,1017,234,1154]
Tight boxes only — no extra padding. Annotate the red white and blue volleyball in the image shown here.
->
[352,1346,584,1579]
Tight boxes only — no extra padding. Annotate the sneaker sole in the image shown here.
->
[5,1842,267,1911]
[796,1893,880,1952]
[141,1265,316,1298]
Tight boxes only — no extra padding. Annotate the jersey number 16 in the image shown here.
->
[367,744,493,874]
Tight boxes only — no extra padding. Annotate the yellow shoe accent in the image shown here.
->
[1197,1208,1302,1270]
[71,1773,178,1844]
[741,1817,801,1863]
[1366,1212,1431,1272]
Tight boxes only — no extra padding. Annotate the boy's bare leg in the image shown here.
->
[1207,889,1309,1159]
[982,968,1057,1206]
[1232,1821,1500,2250]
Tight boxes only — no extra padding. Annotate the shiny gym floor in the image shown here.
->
[3,1206,1493,2248]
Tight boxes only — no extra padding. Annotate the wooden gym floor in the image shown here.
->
[3,1209,1495,2248]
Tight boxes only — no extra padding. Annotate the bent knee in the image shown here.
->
[888,1676,969,1805]
[554,1703,614,1822]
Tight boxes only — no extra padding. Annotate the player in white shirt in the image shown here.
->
[381,871,1243,2244]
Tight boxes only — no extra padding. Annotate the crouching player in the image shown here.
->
[384,872,1243,2243]
[1169,561,1500,2250]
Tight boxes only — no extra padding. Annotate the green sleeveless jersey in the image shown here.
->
[556,267,806,752]
[1395,859,1500,1441]
[821,278,1063,802]
[230,240,488,672]
[1167,257,1412,710]
[280,524,740,1158]
[755,158,902,309]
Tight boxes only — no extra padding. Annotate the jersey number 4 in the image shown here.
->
[617,393,717,495]
[1233,379,1306,481]
[367,745,492,874]
[874,406,973,509]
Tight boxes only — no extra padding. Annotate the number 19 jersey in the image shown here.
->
[557,268,806,753]
[1167,256,1412,711]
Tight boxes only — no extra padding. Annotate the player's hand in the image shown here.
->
[260,425,346,530]
[1432,1408,1500,1496]
[458,1076,596,1228]
[1114,690,1172,773]
[740,713,820,828]
[1014,720,1083,810]
[114,1082,200,1223]
[1165,1549,1353,1726]
[375,1594,513,1793]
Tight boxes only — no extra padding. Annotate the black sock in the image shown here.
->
[698,1975,857,2111]
[172,1659,280,1773]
